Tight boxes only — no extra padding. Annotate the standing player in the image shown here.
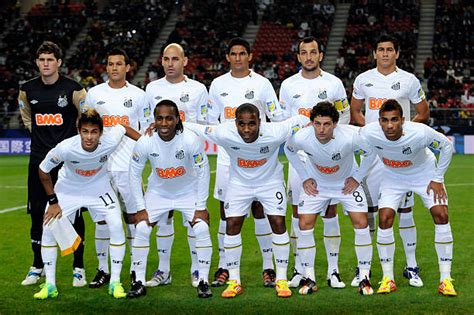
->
[350,34,430,287]
[34,109,141,299]
[144,43,209,287]
[284,102,373,296]
[127,100,213,299]
[186,103,309,298]
[19,41,87,287]
[207,37,285,287]
[360,100,456,296]
[279,36,351,288]
[84,48,149,288]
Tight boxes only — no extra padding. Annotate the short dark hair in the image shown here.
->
[297,36,323,54]
[78,109,103,132]
[36,41,62,60]
[154,99,184,133]
[375,34,399,52]
[106,48,130,64]
[235,103,260,119]
[227,37,251,55]
[379,99,403,118]
[310,101,339,123]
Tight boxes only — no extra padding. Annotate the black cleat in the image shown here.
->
[262,268,276,287]
[89,269,111,288]
[211,268,229,287]
[127,271,146,298]
[358,276,374,295]
[298,278,318,295]
[197,280,212,298]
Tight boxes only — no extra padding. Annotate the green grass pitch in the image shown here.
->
[0,155,473,314]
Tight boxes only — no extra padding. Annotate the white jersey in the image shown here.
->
[129,129,209,211]
[279,69,350,121]
[352,67,425,123]
[84,81,149,172]
[208,70,285,165]
[361,121,453,183]
[145,76,208,123]
[285,125,371,188]
[185,115,309,186]
[39,125,126,191]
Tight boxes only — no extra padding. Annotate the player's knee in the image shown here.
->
[431,206,449,224]
[251,201,265,219]
[292,206,299,218]
[41,225,56,246]
[135,221,152,243]
[268,216,286,234]
[124,213,135,225]
[323,204,337,218]
[192,219,211,240]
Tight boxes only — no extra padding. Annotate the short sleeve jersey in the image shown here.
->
[145,76,208,123]
[84,82,149,171]
[352,68,426,123]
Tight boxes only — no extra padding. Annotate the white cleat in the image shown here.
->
[21,267,44,286]
[351,267,360,287]
[327,271,346,289]
[288,271,304,288]
[72,267,87,287]
[191,270,199,288]
[145,269,172,287]
[403,266,424,288]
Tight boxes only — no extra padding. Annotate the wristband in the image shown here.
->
[47,194,58,205]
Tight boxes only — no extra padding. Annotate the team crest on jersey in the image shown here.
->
[220,92,228,97]
[180,93,189,103]
[175,150,185,160]
[318,89,327,99]
[123,98,132,108]
[402,146,412,155]
[150,152,159,157]
[154,96,163,101]
[365,83,373,87]
[97,101,105,105]
[99,155,108,163]
[245,89,254,99]
[391,82,400,90]
[292,94,301,99]
[260,146,269,153]
[57,95,68,108]
[331,152,341,161]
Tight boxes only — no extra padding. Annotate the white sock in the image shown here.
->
[217,219,226,269]
[156,219,174,273]
[109,243,125,283]
[435,223,453,281]
[193,220,212,283]
[322,215,341,276]
[398,212,418,268]
[377,227,395,280]
[187,224,198,274]
[368,212,377,238]
[95,223,110,273]
[41,226,57,286]
[224,234,242,284]
[132,221,151,283]
[297,228,316,281]
[272,231,290,281]
[354,227,372,280]
[254,217,274,270]
[291,216,304,274]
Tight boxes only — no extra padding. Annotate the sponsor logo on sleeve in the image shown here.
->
[193,153,204,164]
[429,140,440,150]
[204,126,213,135]
[266,101,276,113]
[334,98,349,111]
[50,156,61,164]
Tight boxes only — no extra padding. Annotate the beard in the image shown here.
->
[302,64,318,72]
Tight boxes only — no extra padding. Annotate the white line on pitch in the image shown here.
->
[0,205,26,214]
[0,185,26,189]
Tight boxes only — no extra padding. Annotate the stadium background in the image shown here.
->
[0,0,473,313]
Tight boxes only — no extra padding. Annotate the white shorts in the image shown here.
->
[213,163,229,201]
[110,171,137,214]
[144,191,197,224]
[224,181,287,218]
[362,158,415,208]
[378,176,448,211]
[55,181,122,223]
[298,185,368,215]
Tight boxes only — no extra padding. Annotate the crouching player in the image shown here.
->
[127,99,212,299]
[186,103,309,298]
[361,99,456,296]
[284,102,374,295]
[35,109,141,299]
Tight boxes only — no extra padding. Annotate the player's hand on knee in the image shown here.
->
[303,178,318,196]
[427,181,447,204]
[342,177,360,195]
[44,204,62,224]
